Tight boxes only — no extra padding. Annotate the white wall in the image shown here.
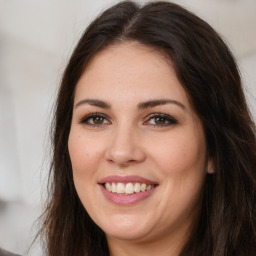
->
[0,0,255,254]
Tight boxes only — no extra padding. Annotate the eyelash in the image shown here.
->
[79,113,178,127]
[144,113,178,127]
[79,113,109,126]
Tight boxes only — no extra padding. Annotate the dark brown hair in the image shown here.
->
[38,1,256,255]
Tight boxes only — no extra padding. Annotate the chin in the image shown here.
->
[98,213,153,241]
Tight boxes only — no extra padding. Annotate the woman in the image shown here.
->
[38,1,256,255]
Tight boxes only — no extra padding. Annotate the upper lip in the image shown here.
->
[98,175,158,185]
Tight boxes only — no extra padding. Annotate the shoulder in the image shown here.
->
[0,248,22,256]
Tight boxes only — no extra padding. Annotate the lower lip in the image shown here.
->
[100,185,157,205]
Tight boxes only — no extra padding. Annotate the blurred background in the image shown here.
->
[0,0,255,255]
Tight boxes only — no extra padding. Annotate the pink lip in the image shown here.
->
[98,175,158,206]
[98,175,158,185]
[100,185,157,205]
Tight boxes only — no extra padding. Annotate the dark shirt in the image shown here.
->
[0,248,21,256]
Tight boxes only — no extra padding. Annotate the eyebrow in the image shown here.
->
[75,98,185,110]
[137,99,185,110]
[75,99,111,109]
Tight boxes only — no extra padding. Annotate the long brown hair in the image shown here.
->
[38,1,256,255]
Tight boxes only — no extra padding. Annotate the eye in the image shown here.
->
[145,113,177,127]
[79,113,110,126]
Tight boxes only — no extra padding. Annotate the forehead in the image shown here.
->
[74,42,190,108]
[81,42,173,79]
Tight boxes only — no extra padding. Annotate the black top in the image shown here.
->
[0,248,22,256]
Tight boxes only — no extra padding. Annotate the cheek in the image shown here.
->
[68,131,103,180]
[68,132,102,206]
[148,133,207,176]
[148,133,207,220]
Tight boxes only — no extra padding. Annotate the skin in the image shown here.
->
[68,42,212,256]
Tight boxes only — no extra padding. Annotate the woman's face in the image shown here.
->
[68,42,211,245]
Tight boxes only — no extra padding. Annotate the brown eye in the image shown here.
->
[80,113,110,126]
[92,116,105,125]
[154,117,168,125]
[145,113,178,127]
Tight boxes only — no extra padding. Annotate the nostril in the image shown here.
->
[105,145,146,166]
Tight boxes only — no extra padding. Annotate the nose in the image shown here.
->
[105,125,146,167]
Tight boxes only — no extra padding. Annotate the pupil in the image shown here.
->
[93,116,103,124]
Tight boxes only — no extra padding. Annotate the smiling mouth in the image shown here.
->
[103,182,158,195]
[98,176,158,205]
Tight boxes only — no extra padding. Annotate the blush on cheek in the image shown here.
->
[156,146,205,178]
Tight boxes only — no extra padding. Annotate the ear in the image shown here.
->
[206,158,215,174]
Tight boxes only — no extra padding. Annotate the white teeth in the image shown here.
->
[116,183,125,194]
[125,183,134,194]
[104,182,155,194]
[112,183,117,193]
[105,182,111,191]
[140,183,146,192]
[146,185,152,191]
[134,183,141,193]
